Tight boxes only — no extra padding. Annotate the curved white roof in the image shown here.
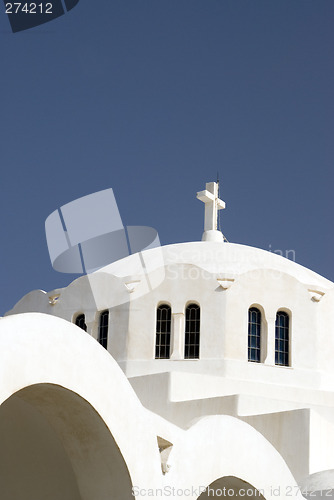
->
[101,241,333,290]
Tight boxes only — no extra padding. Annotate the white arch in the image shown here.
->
[168,415,305,499]
[0,313,162,499]
[0,313,306,500]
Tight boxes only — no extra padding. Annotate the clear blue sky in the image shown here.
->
[0,0,333,315]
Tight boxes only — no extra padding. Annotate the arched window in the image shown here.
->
[98,310,109,349]
[75,313,87,332]
[248,307,261,363]
[155,305,171,359]
[275,311,289,366]
[185,304,200,359]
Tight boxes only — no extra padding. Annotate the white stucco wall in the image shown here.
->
[4,239,334,495]
[0,313,307,500]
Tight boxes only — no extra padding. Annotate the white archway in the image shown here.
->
[198,476,265,498]
[0,313,162,500]
[0,383,134,500]
[168,415,305,500]
[0,313,307,500]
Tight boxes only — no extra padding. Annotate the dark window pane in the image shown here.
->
[275,311,289,366]
[248,308,261,363]
[155,305,171,359]
[98,310,109,349]
[75,314,87,332]
[185,304,200,359]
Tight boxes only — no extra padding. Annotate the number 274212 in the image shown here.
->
[5,3,53,14]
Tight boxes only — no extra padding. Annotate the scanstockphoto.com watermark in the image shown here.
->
[268,244,296,262]
[45,188,298,310]
[132,485,333,497]
[132,486,265,497]
[163,243,297,283]
[165,244,296,266]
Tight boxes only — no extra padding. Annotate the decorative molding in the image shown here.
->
[48,294,60,305]
[217,278,235,290]
[308,289,325,302]
[157,436,173,474]
[124,280,141,293]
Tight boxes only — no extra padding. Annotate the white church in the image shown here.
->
[1,182,334,499]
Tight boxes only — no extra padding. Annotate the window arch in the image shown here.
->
[98,310,109,349]
[275,311,290,366]
[185,303,200,359]
[75,313,87,332]
[248,307,261,363]
[155,304,171,359]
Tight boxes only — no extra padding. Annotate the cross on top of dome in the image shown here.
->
[196,181,226,242]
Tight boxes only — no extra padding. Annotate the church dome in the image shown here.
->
[102,240,333,292]
[3,182,334,493]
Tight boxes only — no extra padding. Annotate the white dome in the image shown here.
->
[100,241,333,290]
